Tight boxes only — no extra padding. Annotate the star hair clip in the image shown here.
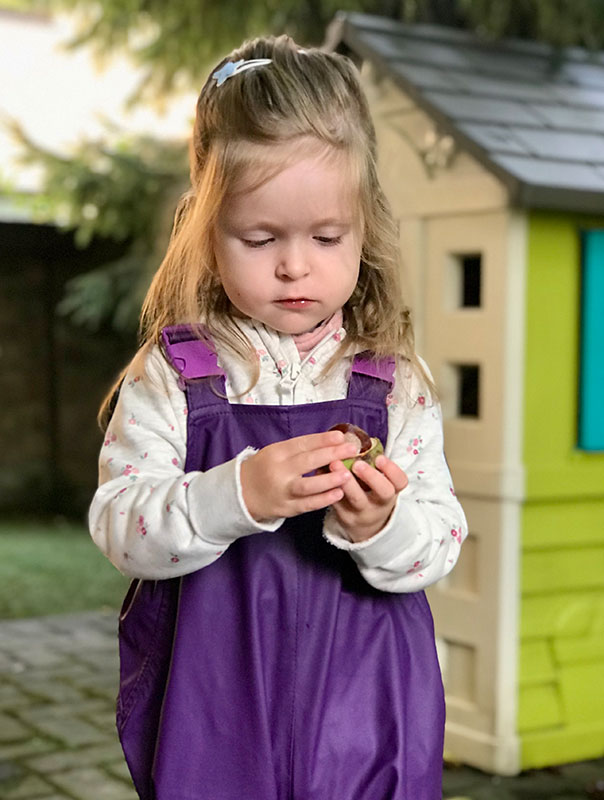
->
[212,58,273,86]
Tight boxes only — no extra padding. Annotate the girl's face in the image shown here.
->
[213,144,362,335]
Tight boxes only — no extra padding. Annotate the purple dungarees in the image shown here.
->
[117,326,445,800]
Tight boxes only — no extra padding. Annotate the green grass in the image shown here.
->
[0,519,129,619]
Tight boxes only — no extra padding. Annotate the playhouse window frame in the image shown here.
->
[578,230,604,451]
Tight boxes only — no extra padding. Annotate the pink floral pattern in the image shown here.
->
[121,464,139,477]
[406,436,424,455]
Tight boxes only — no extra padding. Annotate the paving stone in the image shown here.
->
[69,673,119,695]
[57,631,117,653]
[0,712,34,744]
[27,796,71,800]
[31,796,72,800]
[28,796,72,800]
[25,741,125,774]
[11,665,95,684]
[47,700,111,717]
[0,772,57,799]
[3,659,30,676]
[0,619,55,639]
[6,647,67,670]
[83,685,117,703]
[0,651,22,670]
[0,761,24,781]
[51,767,138,800]
[73,651,118,672]
[0,737,58,762]
[14,708,108,748]
[0,683,32,710]
[81,709,118,736]
[21,681,89,706]
[45,611,116,634]
[105,761,133,784]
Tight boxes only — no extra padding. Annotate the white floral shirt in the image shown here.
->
[89,317,467,592]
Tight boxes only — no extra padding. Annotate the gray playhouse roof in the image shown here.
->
[328,12,604,214]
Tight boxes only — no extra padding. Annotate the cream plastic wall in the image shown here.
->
[361,63,526,774]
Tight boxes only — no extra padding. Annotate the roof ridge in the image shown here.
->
[339,11,604,66]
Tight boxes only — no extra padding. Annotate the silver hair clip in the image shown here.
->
[212,58,272,86]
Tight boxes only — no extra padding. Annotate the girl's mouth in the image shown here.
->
[275,299,315,308]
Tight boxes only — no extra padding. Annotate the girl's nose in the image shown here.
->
[275,242,310,280]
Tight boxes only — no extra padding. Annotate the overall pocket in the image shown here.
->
[116,578,179,730]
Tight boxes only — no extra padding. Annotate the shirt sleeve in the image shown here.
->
[322,357,468,593]
[88,346,284,579]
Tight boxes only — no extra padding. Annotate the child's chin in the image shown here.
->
[271,320,322,336]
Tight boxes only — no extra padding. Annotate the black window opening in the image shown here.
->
[456,254,482,308]
[457,364,480,418]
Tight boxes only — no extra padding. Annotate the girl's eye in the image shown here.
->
[315,236,342,246]
[243,238,273,248]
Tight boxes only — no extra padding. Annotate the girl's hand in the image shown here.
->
[329,455,409,542]
[240,431,359,522]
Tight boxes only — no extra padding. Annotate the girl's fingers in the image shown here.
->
[296,486,345,513]
[290,468,351,498]
[336,456,408,506]
[295,442,360,475]
[288,430,347,453]
[351,460,398,501]
[333,462,371,510]
[374,455,409,492]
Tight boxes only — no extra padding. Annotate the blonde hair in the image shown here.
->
[100,35,425,429]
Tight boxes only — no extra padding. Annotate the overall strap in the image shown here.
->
[162,325,227,410]
[161,326,395,407]
[161,325,226,382]
[348,352,396,405]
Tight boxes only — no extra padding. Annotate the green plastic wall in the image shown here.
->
[520,212,604,768]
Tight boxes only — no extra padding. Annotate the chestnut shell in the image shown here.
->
[325,423,384,471]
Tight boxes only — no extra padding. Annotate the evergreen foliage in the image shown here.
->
[5,119,187,332]
[50,0,604,100]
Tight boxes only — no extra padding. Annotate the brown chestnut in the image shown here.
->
[328,423,384,470]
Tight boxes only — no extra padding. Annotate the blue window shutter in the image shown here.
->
[579,230,604,451]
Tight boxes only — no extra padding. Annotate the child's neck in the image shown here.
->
[291,309,343,359]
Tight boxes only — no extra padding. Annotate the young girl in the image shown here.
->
[90,35,467,800]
